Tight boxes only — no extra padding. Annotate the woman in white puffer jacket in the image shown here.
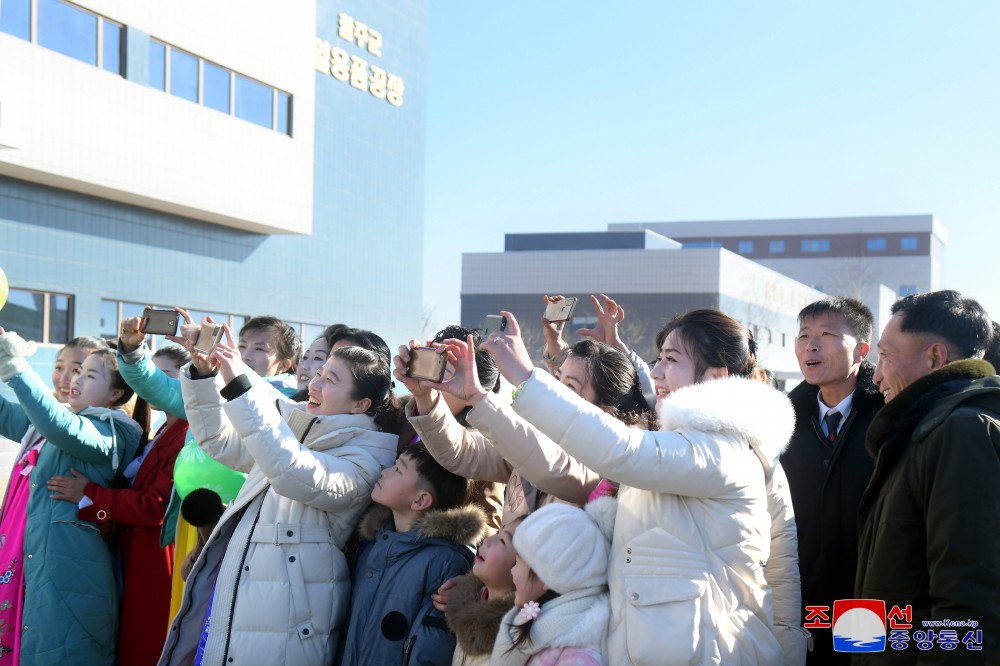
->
[480,309,806,666]
[159,341,399,666]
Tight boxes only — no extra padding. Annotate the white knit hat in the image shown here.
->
[513,498,616,594]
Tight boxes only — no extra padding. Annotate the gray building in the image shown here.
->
[611,214,945,305]
[461,230,826,379]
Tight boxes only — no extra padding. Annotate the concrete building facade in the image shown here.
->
[462,230,826,379]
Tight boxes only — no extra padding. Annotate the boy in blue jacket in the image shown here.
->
[337,443,488,665]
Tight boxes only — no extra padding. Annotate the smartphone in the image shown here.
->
[193,323,224,354]
[140,308,179,336]
[406,346,448,382]
[543,297,578,323]
[481,315,508,340]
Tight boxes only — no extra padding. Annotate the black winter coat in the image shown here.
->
[854,359,1000,664]
[782,362,883,665]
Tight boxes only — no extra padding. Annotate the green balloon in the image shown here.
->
[0,266,8,312]
[172,430,246,502]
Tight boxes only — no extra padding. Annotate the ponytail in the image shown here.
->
[369,390,404,436]
[506,589,561,654]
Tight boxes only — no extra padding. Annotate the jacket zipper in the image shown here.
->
[220,495,266,664]
[401,635,416,666]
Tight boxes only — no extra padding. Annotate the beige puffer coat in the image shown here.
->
[406,393,597,523]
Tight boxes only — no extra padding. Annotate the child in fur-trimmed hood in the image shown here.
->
[337,443,489,666]
[444,515,526,666]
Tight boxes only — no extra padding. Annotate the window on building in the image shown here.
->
[37,0,98,66]
[101,19,123,74]
[801,239,830,253]
[899,284,918,296]
[203,61,231,113]
[0,288,74,344]
[0,0,31,40]
[737,240,753,254]
[866,237,887,252]
[301,323,324,346]
[170,47,199,103]
[235,74,273,129]
[572,315,598,334]
[276,91,291,135]
[100,299,119,339]
[148,39,166,91]
[900,236,918,251]
[769,240,785,254]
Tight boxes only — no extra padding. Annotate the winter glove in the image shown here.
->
[0,331,37,382]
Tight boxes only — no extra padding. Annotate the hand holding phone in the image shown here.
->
[481,315,508,341]
[542,296,578,323]
[193,323,224,355]
[405,347,448,383]
[140,308,180,336]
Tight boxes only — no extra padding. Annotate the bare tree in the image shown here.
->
[518,322,546,365]
[618,316,650,358]
[828,257,879,300]
[419,305,437,341]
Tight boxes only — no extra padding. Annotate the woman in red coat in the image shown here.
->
[47,345,190,666]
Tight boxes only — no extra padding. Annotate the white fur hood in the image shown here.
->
[656,376,795,464]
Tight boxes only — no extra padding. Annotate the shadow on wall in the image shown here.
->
[0,175,267,262]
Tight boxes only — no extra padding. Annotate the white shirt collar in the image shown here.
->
[817,389,853,426]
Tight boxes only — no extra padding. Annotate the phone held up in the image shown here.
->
[140,308,179,336]
[543,297,578,323]
[193,322,224,355]
[406,347,448,383]
[481,315,508,341]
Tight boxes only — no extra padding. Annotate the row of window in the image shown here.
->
[100,300,325,352]
[0,288,74,345]
[147,39,291,134]
[0,291,328,350]
[729,236,920,255]
[1,0,122,73]
[1,0,291,135]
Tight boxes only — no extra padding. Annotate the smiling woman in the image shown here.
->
[480,309,808,664]
[0,329,140,665]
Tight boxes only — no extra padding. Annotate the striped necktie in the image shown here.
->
[824,409,842,444]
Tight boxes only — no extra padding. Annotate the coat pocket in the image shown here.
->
[623,573,707,666]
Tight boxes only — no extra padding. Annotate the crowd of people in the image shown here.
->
[0,288,996,665]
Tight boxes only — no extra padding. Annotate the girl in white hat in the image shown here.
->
[490,499,615,666]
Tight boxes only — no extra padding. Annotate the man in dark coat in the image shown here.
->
[855,290,999,664]
[782,297,883,665]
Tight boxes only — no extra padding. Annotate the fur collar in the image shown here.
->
[789,360,883,417]
[445,574,515,656]
[867,358,999,453]
[657,376,795,463]
[358,502,489,547]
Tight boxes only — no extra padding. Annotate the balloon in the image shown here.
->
[0,266,7,312]
[172,430,246,502]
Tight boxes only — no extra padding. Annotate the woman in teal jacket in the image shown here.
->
[0,331,140,665]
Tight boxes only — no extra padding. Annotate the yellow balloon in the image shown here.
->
[0,267,7,312]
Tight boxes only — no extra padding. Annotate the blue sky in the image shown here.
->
[422,2,1000,330]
